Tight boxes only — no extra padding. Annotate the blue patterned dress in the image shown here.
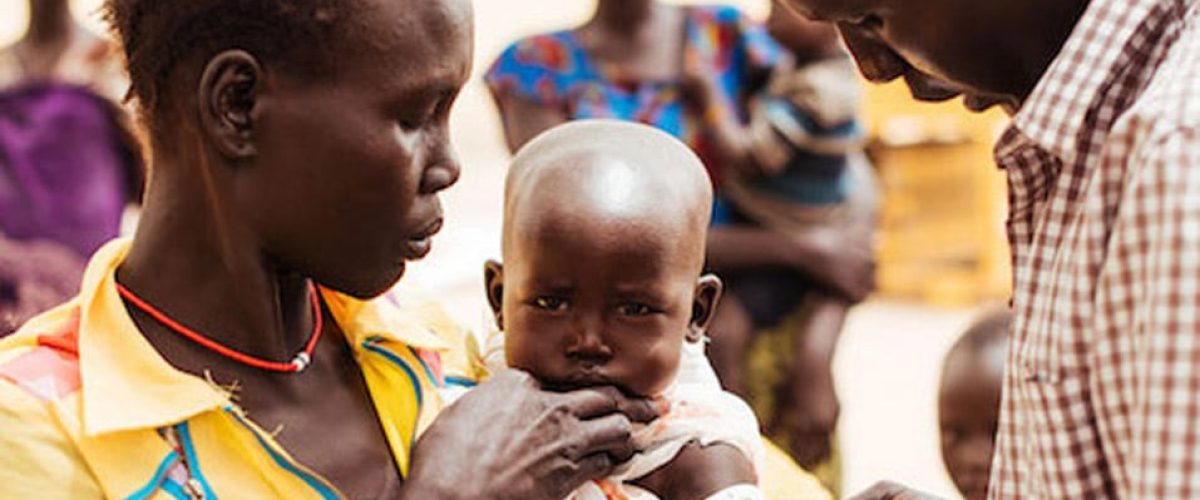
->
[485,5,782,221]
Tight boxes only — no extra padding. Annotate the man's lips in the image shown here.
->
[403,218,443,260]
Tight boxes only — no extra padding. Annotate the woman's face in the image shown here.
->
[238,0,474,298]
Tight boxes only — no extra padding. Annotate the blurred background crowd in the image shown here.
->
[1,1,1017,497]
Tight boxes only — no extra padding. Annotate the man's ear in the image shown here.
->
[687,274,724,342]
[198,49,264,159]
[484,260,505,330]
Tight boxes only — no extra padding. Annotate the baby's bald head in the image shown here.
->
[491,121,723,397]
[503,120,713,271]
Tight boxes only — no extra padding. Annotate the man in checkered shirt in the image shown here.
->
[779,0,1200,497]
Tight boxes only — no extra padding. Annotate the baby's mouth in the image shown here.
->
[542,366,614,392]
[564,368,611,387]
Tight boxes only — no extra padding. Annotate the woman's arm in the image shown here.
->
[493,93,570,153]
[706,224,875,303]
[680,65,760,177]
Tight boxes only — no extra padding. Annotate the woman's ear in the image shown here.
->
[198,49,264,159]
[687,274,724,342]
[484,260,506,330]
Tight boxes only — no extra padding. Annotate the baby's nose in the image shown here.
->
[565,327,613,364]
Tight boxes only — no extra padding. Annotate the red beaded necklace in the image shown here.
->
[115,282,324,373]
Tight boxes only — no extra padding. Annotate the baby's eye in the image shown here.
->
[618,302,653,317]
[534,296,570,312]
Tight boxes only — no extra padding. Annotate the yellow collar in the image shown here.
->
[77,239,449,436]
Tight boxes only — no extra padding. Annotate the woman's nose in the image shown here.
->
[420,161,460,195]
[420,133,462,195]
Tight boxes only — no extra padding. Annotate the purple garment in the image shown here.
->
[0,234,84,337]
[0,82,141,257]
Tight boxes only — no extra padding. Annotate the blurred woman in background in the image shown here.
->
[0,0,143,255]
[0,0,143,335]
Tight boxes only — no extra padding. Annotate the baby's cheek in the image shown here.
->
[623,341,682,397]
[504,331,551,375]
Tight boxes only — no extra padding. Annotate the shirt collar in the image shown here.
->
[1007,0,1170,164]
[78,238,450,436]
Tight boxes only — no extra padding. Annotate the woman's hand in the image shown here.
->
[404,370,660,500]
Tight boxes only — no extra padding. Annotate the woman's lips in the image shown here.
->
[402,218,443,260]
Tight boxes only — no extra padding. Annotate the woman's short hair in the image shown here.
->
[103,0,358,127]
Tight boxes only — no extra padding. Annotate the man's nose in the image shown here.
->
[836,23,907,83]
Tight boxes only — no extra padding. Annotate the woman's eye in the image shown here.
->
[534,297,569,312]
[398,111,433,131]
[397,102,438,131]
[399,91,455,131]
[619,302,653,316]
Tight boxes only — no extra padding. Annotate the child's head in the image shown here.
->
[486,120,721,397]
[939,309,1011,500]
[767,0,843,64]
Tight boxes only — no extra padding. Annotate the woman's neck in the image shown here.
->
[593,0,658,34]
[25,0,74,46]
[119,153,317,364]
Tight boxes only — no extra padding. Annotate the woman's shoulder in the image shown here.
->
[489,30,583,76]
[485,30,592,104]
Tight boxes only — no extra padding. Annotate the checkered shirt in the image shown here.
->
[989,0,1200,498]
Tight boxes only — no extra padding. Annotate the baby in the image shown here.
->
[483,120,766,499]
[939,309,1011,500]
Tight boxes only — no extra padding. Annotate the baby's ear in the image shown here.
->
[484,260,506,330]
[687,274,724,342]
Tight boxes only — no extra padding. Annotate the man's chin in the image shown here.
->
[963,93,1019,115]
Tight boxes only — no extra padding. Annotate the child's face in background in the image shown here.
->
[490,212,715,398]
[938,341,1005,500]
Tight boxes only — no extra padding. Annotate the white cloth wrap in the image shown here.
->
[479,334,766,500]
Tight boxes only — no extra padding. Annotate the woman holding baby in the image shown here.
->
[0,0,660,498]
